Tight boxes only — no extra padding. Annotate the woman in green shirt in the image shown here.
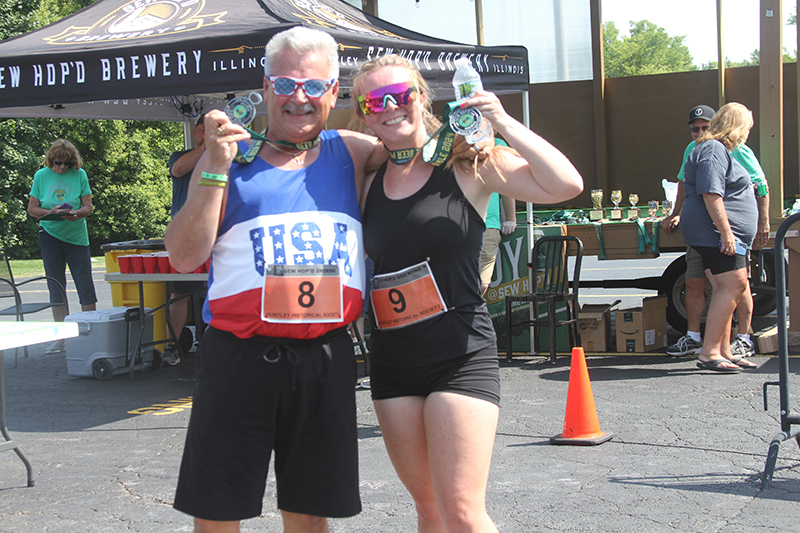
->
[27,139,96,354]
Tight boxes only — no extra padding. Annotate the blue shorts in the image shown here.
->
[173,326,361,521]
[38,227,97,306]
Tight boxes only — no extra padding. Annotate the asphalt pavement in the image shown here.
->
[1,260,799,532]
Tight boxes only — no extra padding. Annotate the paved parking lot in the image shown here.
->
[2,262,799,532]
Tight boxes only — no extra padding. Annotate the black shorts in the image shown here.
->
[173,326,361,521]
[692,245,749,275]
[369,345,501,406]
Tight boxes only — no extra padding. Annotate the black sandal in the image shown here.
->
[696,359,740,373]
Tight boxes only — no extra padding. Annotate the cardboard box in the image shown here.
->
[614,295,668,353]
[756,326,779,354]
[755,326,800,354]
[578,300,620,352]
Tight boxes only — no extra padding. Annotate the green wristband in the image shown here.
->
[198,178,227,187]
[200,171,228,183]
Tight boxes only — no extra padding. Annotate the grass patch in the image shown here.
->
[8,256,107,280]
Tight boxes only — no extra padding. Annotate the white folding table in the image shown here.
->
[0,321,78,487]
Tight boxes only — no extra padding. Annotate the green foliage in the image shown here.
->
[0,0,38,40]
[0,1,185,260]
[0,118,183,259]
[31,0,95,27]
[702,47,797,69]
[604,20,697,78]
[0,118,53,254]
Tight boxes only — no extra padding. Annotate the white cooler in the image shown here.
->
[65,306,155,380]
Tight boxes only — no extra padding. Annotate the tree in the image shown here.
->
[31,0,94,27]
[0,0,38,41]
[701,47,796,70]
[603,20,696,78]
[700,10,797,69]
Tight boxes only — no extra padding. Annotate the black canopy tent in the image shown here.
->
[0,0,529,121]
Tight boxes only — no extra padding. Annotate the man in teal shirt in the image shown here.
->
[479,138,517,295]
[662,105,770,358]
[479,192,517,295]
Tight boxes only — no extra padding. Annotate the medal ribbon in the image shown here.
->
[385,101,461,166]
[233,127,320,164]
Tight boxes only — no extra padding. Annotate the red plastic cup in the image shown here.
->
[130,254,144,274]
[157,254,170,274]
[118,255,132,274]
[142,254,158,274]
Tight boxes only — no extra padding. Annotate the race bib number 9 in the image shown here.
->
[262,264,343,323]
[371,261,447,330]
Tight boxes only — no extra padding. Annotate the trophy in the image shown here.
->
[590,189,604,221]
[610,189,623,220]
[662,199,672,217]
[648,200,658,219]
[628,193,640,219]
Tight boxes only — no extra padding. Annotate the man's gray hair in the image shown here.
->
[264,27,339,80]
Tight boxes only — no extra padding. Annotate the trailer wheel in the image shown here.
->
[660,255,712,333]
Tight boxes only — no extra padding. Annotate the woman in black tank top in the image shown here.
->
[352,55,583,532]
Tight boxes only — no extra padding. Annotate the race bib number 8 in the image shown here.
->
[262,264,343,323]
[371,261,447,330]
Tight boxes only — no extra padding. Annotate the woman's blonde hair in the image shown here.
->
[44,139,83,170]
[348,54,514,176]
[696,102,754,151]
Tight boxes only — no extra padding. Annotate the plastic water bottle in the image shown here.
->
[452,57,483,101]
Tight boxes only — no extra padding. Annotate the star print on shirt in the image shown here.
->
[250,228,265,276]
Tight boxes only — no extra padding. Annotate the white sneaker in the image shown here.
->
[45,341,65,354]
[731,336,756,358]
[360,379,371,390]
[666,335,702,356]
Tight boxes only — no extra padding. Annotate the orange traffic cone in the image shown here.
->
[550,347,613,445]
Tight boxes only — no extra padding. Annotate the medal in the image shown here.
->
[448,106,487,144]
[225,91,263,127]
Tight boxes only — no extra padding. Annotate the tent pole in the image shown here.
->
[182,121,193,150]
[474,0,485,45]
[522,90,532,241]
[522,90,537,355]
